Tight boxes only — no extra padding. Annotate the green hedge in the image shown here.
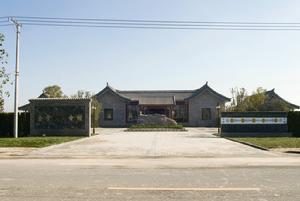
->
[130,124,183,129]
[288,111,300,137]
[0,113,30,137]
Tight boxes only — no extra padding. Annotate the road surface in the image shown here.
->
[0,159,299,201]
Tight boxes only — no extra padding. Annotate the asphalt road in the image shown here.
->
[1,129,300,200]
[0,159,299,201]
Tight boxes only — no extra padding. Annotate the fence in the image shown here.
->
[288,111,300,137]
[0,112,30,137]
[220,112,290,137]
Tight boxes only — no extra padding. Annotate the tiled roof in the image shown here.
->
[118,90,194,102]
[95,84,131,101]
[266,89,299,109]
[19,98,91,110]
[29,98,91,101]
[185,82,231,101]
[96,82,230,105]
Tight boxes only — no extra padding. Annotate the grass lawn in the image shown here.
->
[0,137,83,148]
[231,137,300,149]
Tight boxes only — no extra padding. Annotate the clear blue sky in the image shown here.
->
[1,0,300,111]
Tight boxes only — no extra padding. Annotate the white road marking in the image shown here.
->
[107,187,260,191]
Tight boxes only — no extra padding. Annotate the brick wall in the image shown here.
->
[96,91,128,127]
[188,90,223,127]
[29,98,91,136]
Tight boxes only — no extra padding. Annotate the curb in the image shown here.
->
[285,151,300,154]
[225,138,269,151]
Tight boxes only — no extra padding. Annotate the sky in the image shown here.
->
[0,0,300,112]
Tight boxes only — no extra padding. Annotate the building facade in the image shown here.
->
[95,83,231,127]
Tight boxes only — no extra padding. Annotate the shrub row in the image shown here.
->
[288,111,300,137]
[130,124,184,129]
[0,112,30,137]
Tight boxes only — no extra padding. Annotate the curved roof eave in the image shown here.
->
[185,83,231,102]
[95,85,132,101]
[266,89,299,109]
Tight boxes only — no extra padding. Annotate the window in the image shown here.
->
[202,108,211,120]
[104,109,113,120]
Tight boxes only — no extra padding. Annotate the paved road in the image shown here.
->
[28,128,278,158]
[0,128,299,200]
[0,159,299,201]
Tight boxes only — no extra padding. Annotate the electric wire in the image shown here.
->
[2,16,300,31]
[20,22,300,31]
[16,19,300,28]
[11,16,300,25]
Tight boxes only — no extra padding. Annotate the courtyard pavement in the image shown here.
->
[1,128,300,168]
[27,127,279,159]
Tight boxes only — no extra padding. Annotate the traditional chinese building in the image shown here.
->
[95,83,230,127]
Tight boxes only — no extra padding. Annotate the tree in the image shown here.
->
[0,33,10,112]
[70,90,92,98]
[42,85,65,98]
[228,87,248,112]
[91,97,101,128]
[227,87,290,112]
[244,87,267,111]
[70,90,101,127]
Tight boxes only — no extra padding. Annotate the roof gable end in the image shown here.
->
[95,85,131,101]
[266,89,299,109]
[185,83,230,102]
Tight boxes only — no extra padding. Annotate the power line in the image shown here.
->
[2,16,300,31]
[20,22,300,31]
[12,15,300,25]
[0,17,9,20]
[0,17,9,23]
[17,19,300,28]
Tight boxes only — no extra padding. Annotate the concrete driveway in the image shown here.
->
[28,127,278,158]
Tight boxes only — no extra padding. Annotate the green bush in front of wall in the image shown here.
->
[0,112,30,137]
[130,124,184,129]
[288,111,300,137]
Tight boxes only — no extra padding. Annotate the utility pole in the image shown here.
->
[10,18,21,138]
